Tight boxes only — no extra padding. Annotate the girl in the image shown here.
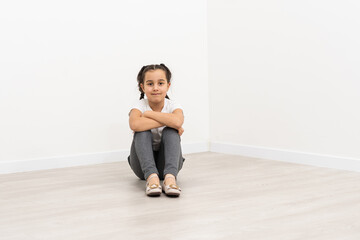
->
[127,63,185,197]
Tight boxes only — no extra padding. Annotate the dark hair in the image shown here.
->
[137,63,171,100]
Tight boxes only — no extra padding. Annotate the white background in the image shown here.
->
[208,0,360,159]
[0,0,209,163]
[1,0,360,171]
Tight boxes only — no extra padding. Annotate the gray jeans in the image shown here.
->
[128,127,185,181]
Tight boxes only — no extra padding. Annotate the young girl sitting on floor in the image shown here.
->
[127,63,185,197]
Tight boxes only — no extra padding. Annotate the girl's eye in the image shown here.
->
[147,83,153,86]
[159,82,164,85]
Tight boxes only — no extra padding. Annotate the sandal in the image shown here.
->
[162,174,181,197]
[146,174,162,196]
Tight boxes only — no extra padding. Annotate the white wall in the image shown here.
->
[0,0,209,172]
[3,0,360,174]
[208,1,360,169]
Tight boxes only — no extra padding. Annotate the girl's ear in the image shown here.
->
[167,82,171,90]
[140,83,145,92]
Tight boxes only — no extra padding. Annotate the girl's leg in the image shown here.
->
[156,127,185,180]
[128,130,159,181]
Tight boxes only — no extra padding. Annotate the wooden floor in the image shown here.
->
[1,152,360,240]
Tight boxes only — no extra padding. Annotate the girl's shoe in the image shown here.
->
[146,174,162,196]
[162,175,181,197]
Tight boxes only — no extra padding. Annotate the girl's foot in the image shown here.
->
[146,173,161,196]
[162,174,181,197]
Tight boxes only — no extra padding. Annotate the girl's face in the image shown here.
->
[141,69,170,104]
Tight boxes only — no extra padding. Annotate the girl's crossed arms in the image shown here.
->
[129,108,184,136]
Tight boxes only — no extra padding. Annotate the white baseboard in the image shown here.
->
[210,141,360,172]
[3,141,359,174]
[182,141,209,154]
[0,142,209,174]
[0,150,129,175]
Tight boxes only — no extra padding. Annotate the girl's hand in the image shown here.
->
[177,127,184,136]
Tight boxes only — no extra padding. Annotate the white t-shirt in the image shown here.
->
[129,98,184,151]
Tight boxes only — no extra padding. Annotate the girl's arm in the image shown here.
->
[129,109,164,132]
[143,109,184,130]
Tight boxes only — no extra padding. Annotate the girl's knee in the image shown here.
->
[162,127,180,142]
[162,127,178,136]
[134,130,152,138]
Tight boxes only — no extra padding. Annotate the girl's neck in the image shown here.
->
[148,99,165,112]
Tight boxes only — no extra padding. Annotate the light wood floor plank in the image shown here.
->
[1,152,360,239]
